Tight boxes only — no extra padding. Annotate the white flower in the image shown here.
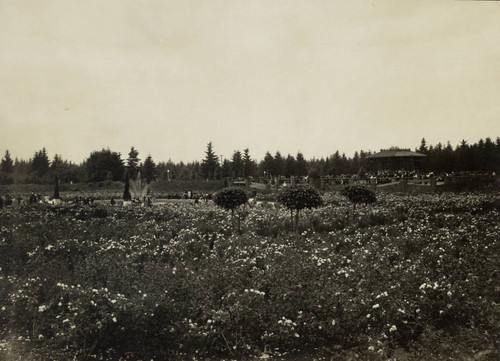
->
[368,346,375,351]
[331,319,336,326]
[389,325,397,332]
[372,304,380,309]
[366,314,371,318]
[113,317,117,323]
[38,305,47,312]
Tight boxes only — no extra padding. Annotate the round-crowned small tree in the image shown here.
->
[340,185,376,215]
[214,187,248,232]
[277,185,322,232]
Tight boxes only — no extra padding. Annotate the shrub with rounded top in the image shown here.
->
[214,188,248,212]
[341,185,376,204]
[341,185,376,213]
[277,185,322,231]
[214,188,248,231]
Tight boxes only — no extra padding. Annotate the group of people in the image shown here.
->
[0,194,24,209]
[71,195,95,205]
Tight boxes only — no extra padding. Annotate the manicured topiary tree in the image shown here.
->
[277,185,323,232]
[341,185,376,214]
[53,175,60,199]
[123,171,132,201]
[214,187,248,232]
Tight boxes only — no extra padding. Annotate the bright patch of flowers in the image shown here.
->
[0,192,499,360]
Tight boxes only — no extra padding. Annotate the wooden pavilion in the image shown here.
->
[366,149,426,171]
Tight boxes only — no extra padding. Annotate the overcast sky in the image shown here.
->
[1,0,499,164]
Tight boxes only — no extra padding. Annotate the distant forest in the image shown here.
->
[1,137,499,185]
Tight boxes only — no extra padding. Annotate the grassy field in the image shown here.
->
[0,191,499,360]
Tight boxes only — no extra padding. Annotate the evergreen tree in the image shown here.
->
[272,151,284,176]
[85,149,125,182]
[351,151,360,174]
[142,155,158,183]
[127,147,141,179]
[220,159,232,178]
[283,154,297,178]
[295,152,308,177]
[31,148,50,179]
[200,142,219,180]
[260,151,274,177]
[231,150,244,178]
[243,148,255,178]
[50,154,65,176]
[419,138,428,154]
[1,150,14,173]
[327,151,342,175]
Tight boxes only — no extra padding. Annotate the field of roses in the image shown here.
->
[0,192,499,360]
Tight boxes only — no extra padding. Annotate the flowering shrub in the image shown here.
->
[0,192,499,360]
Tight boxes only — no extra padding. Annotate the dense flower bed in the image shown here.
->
[0,192,499,360]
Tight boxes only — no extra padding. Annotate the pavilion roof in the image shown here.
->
[366,149,427,159]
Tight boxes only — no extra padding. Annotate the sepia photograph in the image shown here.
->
[1,0,499,360]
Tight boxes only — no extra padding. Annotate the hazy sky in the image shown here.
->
[1,0,499,164]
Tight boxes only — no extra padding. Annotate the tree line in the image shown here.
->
[1,137,499,185]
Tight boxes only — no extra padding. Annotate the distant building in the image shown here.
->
[366,149,426,171]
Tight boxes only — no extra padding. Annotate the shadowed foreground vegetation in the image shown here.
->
[0,192,499,360]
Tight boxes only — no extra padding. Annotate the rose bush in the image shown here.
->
[0,192,498,360]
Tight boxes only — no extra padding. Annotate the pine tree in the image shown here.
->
[50,154,65,176]
[283,154,297,177]
[243,149,255,178]
[272,151,284,176]
[220,159,232,178]
[142,155,157,183]
[260,151,274,177]
[295,152,308,177]
[127,147,141,179]
[1,150,13,173]
[419,138,428,154]
[231,150,244,178]
[31,148,50,179]
[200,142,219,180]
